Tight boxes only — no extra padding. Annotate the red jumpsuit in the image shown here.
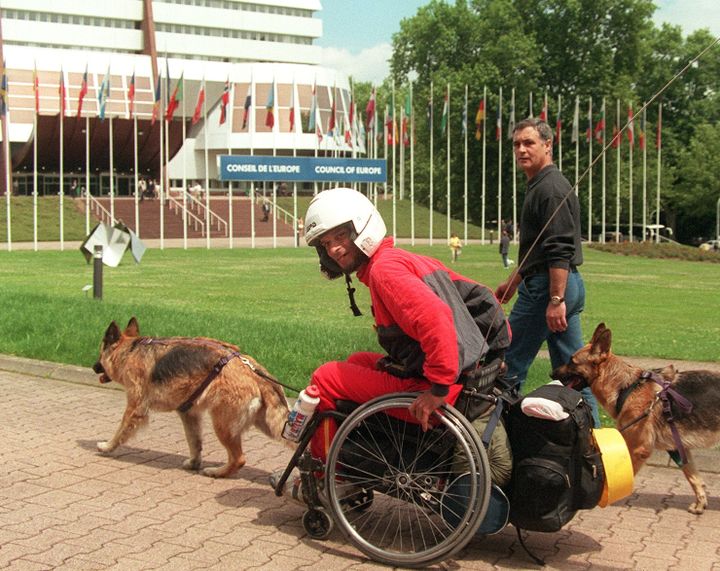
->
[310,237,510,460]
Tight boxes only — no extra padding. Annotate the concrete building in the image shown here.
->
[0,0,361,197]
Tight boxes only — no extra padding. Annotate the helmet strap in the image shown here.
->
[345,274,363,317]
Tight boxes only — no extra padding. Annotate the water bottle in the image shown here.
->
[282,385,321,442]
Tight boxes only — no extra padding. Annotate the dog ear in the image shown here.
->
[124,317,140,337]
[103,321,121,346]
[590,323,607,345]
[591,327,612,357]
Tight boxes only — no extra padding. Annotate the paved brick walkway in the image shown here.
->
[1,358,720,570]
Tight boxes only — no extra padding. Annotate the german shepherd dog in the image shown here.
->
[553,323,720,514]
[93,317,289,478]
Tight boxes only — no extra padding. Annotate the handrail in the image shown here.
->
[88,194,113,225]
[172,187,228,237]
[167,195,206,235]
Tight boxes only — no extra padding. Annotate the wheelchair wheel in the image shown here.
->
[302,508,333,540]
[325,393,491,568]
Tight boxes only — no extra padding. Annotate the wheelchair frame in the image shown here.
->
[273,392,494,568]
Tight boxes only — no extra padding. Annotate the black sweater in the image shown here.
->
[518,164,583,276]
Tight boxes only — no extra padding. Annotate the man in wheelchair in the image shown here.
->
[273,188,512,495]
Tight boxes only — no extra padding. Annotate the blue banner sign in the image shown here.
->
[218,155,387,183]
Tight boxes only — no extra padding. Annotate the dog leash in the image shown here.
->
[618,370,694,465]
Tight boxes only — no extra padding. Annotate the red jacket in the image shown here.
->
[357,238,510,396]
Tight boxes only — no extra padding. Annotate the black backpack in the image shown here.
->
[505,383,605,533]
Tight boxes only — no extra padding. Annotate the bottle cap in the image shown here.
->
[305,384,320,398]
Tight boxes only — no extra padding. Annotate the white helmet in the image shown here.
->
[304,187,386,279]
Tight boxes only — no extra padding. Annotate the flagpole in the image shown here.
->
[59,69,64,251]
[628,102,634,242]
[497,86,502,240]
[271,76,276,249]
[159,73,165,250]
[292,75,298,247]
[410,81,415,247]
[109,115,115,225]
[33,86,38,251]
[250,71,255,249]
[557,94,562,171]
[601,97,606,243]
[133,115,139,236]
[201,78,208,250]
[392,79,396,239]
[399,86,404,205]
[3,89,10,251]
[85,116,90,235]
[642,103,647,241]
[227,77,233,249]
[481,85,486,244]
[588,97,594,244]
[445,82,450,243]
[529,91,533,117]
[429,80,433,246]
[510,87,517,245]
[573,96,579,188]
[615,98,621,242]
[182,76,187,249]
[463,84,468,244]
[656,102,662,243]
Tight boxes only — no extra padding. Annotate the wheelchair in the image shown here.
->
[273,362,509,568]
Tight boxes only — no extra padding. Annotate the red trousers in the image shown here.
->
[309,352,463,461]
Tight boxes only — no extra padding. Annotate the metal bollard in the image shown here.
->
[93,245,103,300]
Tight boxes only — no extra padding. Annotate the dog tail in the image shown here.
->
[255,371,291,440]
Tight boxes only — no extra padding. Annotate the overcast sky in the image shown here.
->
[317,0,720,84]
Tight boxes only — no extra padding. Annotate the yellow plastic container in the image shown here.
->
[592,428,635,507]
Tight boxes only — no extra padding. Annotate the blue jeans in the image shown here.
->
[505,270,601,427]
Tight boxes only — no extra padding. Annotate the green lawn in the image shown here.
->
[0,244,717,399]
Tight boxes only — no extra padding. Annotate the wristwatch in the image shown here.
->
[549,295,565,306]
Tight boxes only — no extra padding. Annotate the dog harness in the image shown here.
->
[133,337,297,412]
[617,370,694,465]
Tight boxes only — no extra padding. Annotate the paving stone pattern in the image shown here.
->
[1,366,720,570]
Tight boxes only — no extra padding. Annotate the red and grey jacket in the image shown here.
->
[356,237,511,397]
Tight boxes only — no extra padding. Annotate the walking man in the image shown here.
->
[494,118,599,426]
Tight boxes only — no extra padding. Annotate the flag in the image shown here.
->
[539,94,548,121]
[555,106,562,145]
[33,63,39,114]
[0,64,7,118]
[495,98,501,141]
[165,73,183,121]
[475,98,485,140]
[289,80,296,132]
[77,65,88,117]
[344,94,353,145]
[97,68,110,121]
[191,80,205,125]
[611,124,620,148]
[308,81,317,132]
[571,97,579,144]
[242,84,251,129]
[440,90,448,134]
[365,87,376,129]
[219,77,229,125]
[328,86,336,135]
[638,110,646,150]
[594,116,605,143]
[127,71,135,119]
[426,96,433,130]
[507,94,515,139]
[151,74,161,125]
[402,91,411,146]
[461,103,467,137]
[627,105,634,147]
[59,68,66,117]
[385,105,394,146]
[264,79,274,128]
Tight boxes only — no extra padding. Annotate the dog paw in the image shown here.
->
[96,441,114,454]
[182,458,202,471]
[688,501,707,514]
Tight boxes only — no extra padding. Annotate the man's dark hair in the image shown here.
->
[513,117,554,144]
